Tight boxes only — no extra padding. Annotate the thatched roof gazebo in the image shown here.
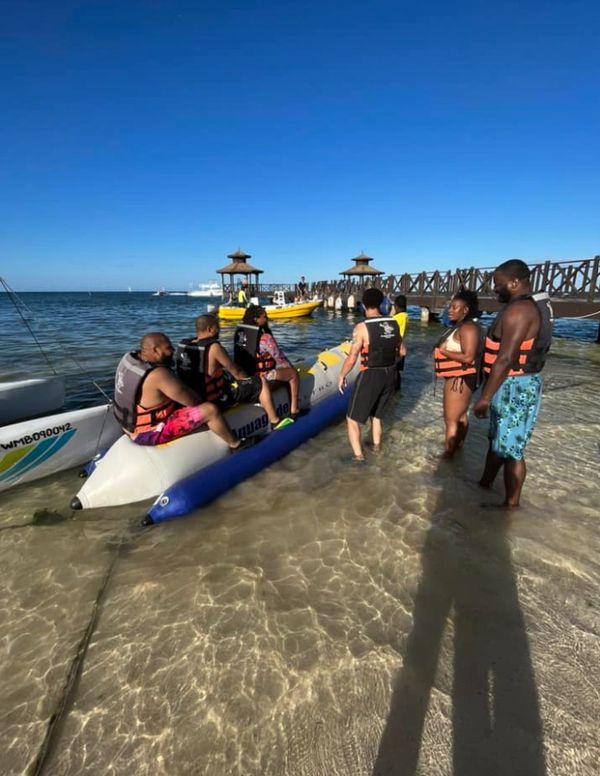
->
[340,252,384,284]
[216,249,264,300]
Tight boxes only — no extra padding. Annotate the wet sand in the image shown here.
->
[1,335,599,775]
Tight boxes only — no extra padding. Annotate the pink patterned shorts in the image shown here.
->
[133,405,206,446]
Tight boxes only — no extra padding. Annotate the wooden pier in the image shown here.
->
[311,256,600,338]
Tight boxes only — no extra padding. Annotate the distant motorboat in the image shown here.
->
[188,281,223,299]
[152,288,168,296]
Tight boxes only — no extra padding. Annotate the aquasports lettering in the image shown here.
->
[232,401,290,439]
[1,422,73,450]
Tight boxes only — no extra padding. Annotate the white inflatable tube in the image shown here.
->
[72,342,357,510]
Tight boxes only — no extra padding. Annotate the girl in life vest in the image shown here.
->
[234,305,300,418]
[433,289,483,458]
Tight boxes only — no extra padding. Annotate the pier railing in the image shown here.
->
[311,256,600,317]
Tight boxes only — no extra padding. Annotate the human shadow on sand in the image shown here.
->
[373,463,547,775]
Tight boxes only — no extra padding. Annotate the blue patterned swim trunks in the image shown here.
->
[488,375,542,461]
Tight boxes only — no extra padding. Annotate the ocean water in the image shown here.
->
[1,293,599,775]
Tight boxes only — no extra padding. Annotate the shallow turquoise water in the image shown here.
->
[1,292,599,775]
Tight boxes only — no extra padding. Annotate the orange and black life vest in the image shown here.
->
[359,317,401,372]
[433,320,482,379]
[113,352,177,433]
[233,324,277,376]
[483,293,553,377]
[175,337,226,402]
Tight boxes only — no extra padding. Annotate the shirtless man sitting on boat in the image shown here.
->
[175,314,289,431]
[113,332,241,448]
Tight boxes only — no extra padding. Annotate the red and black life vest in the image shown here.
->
[483,293,553,377]
[359,317,401,372]
[113,352,176,433]
[233,324,277,376]
[175,337,226,403]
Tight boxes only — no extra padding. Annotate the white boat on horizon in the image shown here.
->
[188,281,223,298]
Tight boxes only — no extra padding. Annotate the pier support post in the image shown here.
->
[420,306,430,323]
[597,321,600,343]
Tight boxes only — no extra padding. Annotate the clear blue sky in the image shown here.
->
[2,0,599,291]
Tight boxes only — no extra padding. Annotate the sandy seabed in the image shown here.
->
[1,337,599,776]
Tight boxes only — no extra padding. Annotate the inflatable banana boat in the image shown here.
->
[71,341,356,512]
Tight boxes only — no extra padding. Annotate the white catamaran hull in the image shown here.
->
[0,377,66,425]
[0,405,122,492]
[74,342,357,510]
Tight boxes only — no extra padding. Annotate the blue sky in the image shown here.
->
[2,0,599,291]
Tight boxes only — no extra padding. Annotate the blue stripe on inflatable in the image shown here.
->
[147,390,349,524]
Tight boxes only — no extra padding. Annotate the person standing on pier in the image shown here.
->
[474,260,553,507]
[338,288,404,461]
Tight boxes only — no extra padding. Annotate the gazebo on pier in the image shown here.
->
[216,249,264,301]
[340,252,385,285]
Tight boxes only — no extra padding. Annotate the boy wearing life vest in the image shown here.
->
[474,259,553,507]
[338,288,405,461]
[175,314,287,431]
[113,332,241,449]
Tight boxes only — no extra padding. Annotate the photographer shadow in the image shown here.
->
[373,468,546,776]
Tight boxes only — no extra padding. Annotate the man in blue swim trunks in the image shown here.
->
[474,259,553,507]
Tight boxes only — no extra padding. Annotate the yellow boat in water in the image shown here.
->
[217,299,322,321]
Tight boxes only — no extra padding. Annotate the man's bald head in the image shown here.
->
[139,332,173,365]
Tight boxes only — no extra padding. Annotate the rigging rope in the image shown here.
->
[1,277,112,402]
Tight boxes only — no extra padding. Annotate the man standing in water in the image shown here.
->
[113,332,242,449]
[338,288,404,461]
[474,260,553,507]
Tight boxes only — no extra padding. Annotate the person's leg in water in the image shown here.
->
[442,378,472,458]
[273,366,300,416]
[503,458,527,507]
[370,416,383,452]
[479,446,506,489]
[346,417,364,461]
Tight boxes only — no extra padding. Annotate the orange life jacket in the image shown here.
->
[483,294,553,377]
[433,323,479,378]
[134,398,177,433]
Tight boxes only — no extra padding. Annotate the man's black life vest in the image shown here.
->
[483,292,553,376]
[175,337,226,402]
[359,317,401,371]
[233,324,277,376]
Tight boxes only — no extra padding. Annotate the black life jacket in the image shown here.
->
[359,317,401,371]
[113,352,176,433]
[484,293,553,376]
[233,324,277,376]
[175,337,226,402]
